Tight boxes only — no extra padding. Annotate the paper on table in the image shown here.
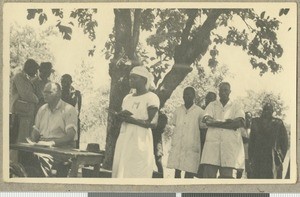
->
[25,138,53,147]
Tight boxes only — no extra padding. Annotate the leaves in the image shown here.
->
[70,9,98,41]
[27,9,43,20]
[260,11,266,19]
[279,8,290,16]
[52,9,64,18]
[56,21,72,40]
[147,9,188,59]
[140,9,155,31]
[39,13,47,25]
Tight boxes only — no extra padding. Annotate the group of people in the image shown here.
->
[10,60,288,179]
[112,66,289,179]
[10,59,81,176]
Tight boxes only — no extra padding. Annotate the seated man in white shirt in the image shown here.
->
[27,82,78,177]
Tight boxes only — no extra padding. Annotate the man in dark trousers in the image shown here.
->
[249,103,288,179]
[152,112,168,178]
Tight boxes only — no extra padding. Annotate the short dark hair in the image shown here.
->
[39,62,52,71]
[184,86,196,96]
[219,82,231,89]
[206,91,217,98]
[61,74,72,82]
[23,59,39,73]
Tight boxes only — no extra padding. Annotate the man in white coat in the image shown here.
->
[201,82,245,178]
[167,87,205,178]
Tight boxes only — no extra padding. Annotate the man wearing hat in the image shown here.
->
[32,62,53,114]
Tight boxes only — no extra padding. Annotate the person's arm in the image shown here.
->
[30,127,41,142]
[49,128,76,147]
[76,90,82,116]
[120,106,159,129]
[248,119,257,163]
[30,107,43,142]
[279,120,288,159]
[14,73,38,103]
[203,116,244,130]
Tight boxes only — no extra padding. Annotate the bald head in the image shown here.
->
[43,82,62,104]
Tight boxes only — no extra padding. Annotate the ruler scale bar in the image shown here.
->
[89,193,176,197]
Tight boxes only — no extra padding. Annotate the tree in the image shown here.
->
[240,90,288,120]
[24,8,288,169]
[10,23,57,78]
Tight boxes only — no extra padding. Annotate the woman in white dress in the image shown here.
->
[112,66,160,178]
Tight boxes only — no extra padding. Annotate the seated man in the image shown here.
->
[27,82,78,177]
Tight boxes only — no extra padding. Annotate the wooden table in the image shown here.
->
[10,143,104,177]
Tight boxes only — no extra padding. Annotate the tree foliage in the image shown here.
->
[146,9,285,76]
[10,23,57,78]
[240,90,288,120]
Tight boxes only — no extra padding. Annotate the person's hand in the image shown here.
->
[36,141,55,147]
[26,137,36,145]
[205,116,217,124]
[117,110,133,121]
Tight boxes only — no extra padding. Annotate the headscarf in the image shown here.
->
[130,66,153,90]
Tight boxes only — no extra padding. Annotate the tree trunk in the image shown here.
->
[102,9,141,170]
[102,62,131,170]
[156,9,222,108]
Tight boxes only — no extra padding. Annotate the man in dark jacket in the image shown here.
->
[249,103,288,179]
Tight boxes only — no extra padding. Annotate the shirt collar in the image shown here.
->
[183,103,196,112]
[217,99,232,108]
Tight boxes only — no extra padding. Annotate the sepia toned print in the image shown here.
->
[2,2,297,185]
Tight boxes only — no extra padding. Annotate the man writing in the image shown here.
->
[28,82,78,177]
[201,82,245,178]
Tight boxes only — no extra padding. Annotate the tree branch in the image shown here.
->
[157,9,223,108]
[113,9,132,59]
[181,9,198,46]
[241,17,256,32]
[132,9,142,56]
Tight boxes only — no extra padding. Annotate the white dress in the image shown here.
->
[112,92,160,178]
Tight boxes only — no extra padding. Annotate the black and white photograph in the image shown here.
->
[3,2,297,185]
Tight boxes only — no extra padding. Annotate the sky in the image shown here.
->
[3,3,297,125]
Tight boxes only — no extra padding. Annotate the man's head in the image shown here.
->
[205,91,217,107]
[219,82,231,102]
[23,59,39,77]
[39,62,53,80]
[262,103,274,119]
[43,82,62,104]
[61,74,73,89]
[183,87,196,106]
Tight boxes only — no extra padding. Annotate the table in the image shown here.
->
[10,143,104,177]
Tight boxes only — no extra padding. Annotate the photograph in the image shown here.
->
[2,2,297,186]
